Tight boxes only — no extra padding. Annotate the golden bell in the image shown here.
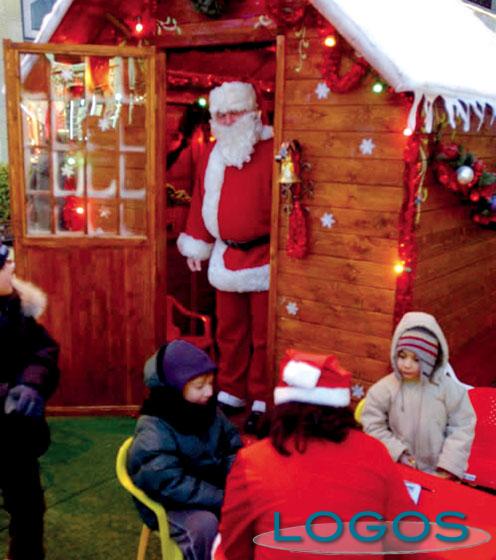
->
[279,158,300,184]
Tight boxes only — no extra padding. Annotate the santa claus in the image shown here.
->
[177,81,273,435]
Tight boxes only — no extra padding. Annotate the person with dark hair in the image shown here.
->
[361,311,475,480]
[217,349,414,560]
[0,242,60,560]
[127,339,242,560]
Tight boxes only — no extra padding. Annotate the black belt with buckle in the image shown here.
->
[223,234,270,251]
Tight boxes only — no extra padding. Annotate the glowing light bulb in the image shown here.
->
[135,17,143,34]
[67,156,76,166]
[394,261,405,274]
[324,35,337,48]
[372,81,384,94]
[403,127,413,137]
[197,97,207,108]
[76,206,85,215]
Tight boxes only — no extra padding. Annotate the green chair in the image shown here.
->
[115,437,183,560]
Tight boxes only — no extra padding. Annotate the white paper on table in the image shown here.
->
[404,480,421,504]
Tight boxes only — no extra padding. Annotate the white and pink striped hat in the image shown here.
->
[396,328,439,377]
[274,349,352,408]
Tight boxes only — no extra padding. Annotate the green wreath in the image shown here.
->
[191,0,226,18]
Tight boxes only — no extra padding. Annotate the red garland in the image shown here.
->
[393,134,422,328]
[287,193,309,259]
[320,26,369,93]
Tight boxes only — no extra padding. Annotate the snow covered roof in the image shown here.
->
[34,0,496,132]
[310,0,496,132]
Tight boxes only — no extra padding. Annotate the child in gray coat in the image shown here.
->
[361,311,475,480]
[127,339,242,560]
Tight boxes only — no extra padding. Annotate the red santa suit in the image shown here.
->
[177,125,274,411]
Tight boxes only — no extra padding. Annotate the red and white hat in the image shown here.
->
[274,349,352,408]
[209,81,257,115]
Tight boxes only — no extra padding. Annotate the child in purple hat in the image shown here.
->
[127,339,242,560]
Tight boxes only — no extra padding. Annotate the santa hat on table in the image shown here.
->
[209,81,258,115]
[274,349,352,407]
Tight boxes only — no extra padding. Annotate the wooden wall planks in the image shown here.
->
[413,127,496,355]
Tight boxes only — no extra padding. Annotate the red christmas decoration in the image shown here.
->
[319,24,369,94]
[393,133,423,327]
[277,141,310,259]
[265,0,307,27]
[433,143,496,226]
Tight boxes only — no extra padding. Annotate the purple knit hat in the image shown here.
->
[396,327,439,377]
[157,339,216,391]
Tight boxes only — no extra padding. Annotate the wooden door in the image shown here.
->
[3,41,166,412]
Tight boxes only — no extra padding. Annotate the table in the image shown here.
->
[398,464,496,559]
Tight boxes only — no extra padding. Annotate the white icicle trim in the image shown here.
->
[208,241,269,293]
[408,91,496,133]
[177,233,213,261]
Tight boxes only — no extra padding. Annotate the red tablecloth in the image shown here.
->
[398,464,496,559]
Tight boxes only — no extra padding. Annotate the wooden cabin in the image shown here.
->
[3,0,496,411]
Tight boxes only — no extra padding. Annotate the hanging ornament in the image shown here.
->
[276,141,312,259]
[456,165,475,186]
[433,142,496,226]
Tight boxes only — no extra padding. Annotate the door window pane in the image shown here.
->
[19,52,149,238]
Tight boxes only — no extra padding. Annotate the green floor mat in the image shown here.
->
[0,416,162,560]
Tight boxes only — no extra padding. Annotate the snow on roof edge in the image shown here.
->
[310,0,496,133]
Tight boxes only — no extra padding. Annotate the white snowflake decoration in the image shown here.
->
[320,212,336,229]
[60,67,74,82]
[315,82,330,100]
[98,117,111,132]
[359,138,376,155]
[61,163,75,178]
[99,207,111,219]
[285,301,299,316]
[351,384,365,400]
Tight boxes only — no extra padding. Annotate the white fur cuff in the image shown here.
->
[177,233,213,261]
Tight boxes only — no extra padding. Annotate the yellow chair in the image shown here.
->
[115,437,183,560]
[354,398,366,425]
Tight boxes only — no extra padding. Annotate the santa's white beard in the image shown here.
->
[210,112,263,169]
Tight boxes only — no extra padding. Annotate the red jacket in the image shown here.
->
[219,430,415,560]
[177,138,273,293]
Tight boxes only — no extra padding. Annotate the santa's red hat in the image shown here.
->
[274,349,352,407]
[209,81,257,115]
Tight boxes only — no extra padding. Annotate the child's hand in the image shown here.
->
[399,451,417,468]
[5,385,44,417]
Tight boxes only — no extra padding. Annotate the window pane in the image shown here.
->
[120,200,146,237]
[26,194,51,234]
[19,52,150,238]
